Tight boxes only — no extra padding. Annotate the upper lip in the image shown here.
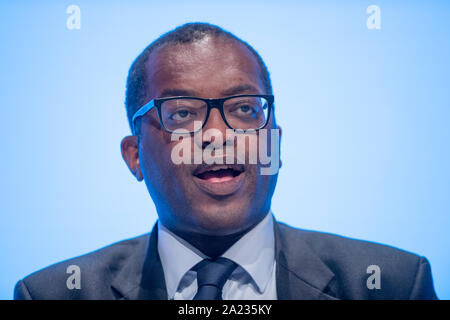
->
[192,164,246,177]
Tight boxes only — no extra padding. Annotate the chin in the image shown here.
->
[187,202,260,236]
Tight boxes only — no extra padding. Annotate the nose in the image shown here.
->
[198,108,229,150]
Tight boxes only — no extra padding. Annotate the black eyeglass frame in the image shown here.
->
[131,94,274,135]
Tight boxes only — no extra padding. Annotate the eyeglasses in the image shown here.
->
[131,94,274,135]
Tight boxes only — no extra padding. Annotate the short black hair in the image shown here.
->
[124,22,273,132]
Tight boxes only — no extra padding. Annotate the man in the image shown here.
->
[14,22,437,300]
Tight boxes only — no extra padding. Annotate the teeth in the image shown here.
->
[194,164,244,177]
[210,166,230,171]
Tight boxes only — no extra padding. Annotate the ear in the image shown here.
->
[276,124,283,169]
[121,135,143,181]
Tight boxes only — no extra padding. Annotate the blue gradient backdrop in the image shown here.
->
[1,1,449,299]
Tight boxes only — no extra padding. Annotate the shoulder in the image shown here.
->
[278,221,419,263]
[14,233,149,300]
[276,221,437,299]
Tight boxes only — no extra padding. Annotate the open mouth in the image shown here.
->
[193,165,245,183]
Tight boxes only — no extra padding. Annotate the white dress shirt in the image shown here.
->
[157,211,277,300]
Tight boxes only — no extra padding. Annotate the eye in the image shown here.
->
[169,109,195,121]
[231,104,258,117]
[239,105,251,113]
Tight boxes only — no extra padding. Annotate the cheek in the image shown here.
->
[139,131,177,182]
[141,123,177,159]
[140,134,198,200]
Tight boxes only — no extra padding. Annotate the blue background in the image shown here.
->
[1,0,449,299]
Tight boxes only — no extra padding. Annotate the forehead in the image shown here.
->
[145,36,265,99]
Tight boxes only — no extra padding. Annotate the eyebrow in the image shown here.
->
[221,84,260,96]
[158,84,260,99]
[159,88,197,98]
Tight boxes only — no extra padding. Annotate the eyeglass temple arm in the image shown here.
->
[131,100,156,135]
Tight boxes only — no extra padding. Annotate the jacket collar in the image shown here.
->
[111,219,338,300]
[273,218,338,300]
[110,223,168,300]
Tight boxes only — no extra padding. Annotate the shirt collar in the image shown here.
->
[157,211,275,298]
[157,222,206,299]
[221,211,275,293]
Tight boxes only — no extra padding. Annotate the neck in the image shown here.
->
[158,210,271,258]
[182,228,253,258]
[166,224,256,259]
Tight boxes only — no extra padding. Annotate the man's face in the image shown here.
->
[122,36,280,237]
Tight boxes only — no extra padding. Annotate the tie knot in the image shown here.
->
[193,257,237,299]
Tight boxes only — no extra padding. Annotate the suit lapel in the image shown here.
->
[110,218,338,300]
[274,219,339,300]
[110,223,168,300]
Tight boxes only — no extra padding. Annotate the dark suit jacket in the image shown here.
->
[14,220,438,300]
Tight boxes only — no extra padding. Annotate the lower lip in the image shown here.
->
[193,172,245,196]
